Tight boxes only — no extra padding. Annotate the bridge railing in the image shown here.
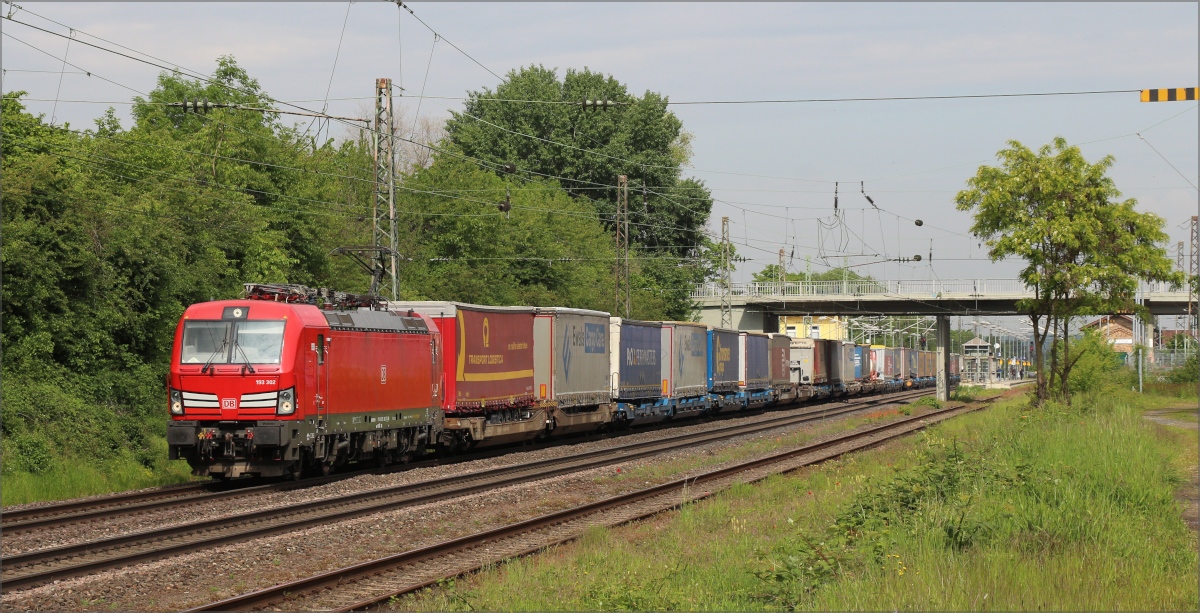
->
[690,279,1033,299]
[689,279,1191,300]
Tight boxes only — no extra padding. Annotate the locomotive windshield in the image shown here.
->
[181,320,286,365]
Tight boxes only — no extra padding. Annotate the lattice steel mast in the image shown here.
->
[614,175,631,318]
[720,216,732,328]
[373,78,399,300]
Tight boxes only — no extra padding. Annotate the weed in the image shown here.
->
[911,396,943,410]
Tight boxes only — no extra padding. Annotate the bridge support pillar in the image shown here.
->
[936,315,951,402]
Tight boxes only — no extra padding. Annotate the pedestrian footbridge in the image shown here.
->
[690,279,1194,331]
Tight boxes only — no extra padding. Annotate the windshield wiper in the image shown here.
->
[201,338,229,374]
[232,341,257,375]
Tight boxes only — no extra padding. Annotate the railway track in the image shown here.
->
[1,390,917,534]
[0,389,931,593]
[191,396,991,612]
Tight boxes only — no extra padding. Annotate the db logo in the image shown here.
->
[222,398,237,410]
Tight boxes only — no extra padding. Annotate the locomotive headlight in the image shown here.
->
[170,389,183,415]
[276,388,295,415]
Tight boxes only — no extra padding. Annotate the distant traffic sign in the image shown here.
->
[1140,87,1197,102]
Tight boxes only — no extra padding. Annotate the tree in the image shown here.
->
[751,264,876,285]
[1,57,381,481]
[443,66,715,319]
[955,137,1182,404]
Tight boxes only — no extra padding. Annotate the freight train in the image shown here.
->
[167,284,961,479]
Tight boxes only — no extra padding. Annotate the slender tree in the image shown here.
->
[955,137,1181,405]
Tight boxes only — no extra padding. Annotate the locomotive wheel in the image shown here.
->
[320,461,335,477]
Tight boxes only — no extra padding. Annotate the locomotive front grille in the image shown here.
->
[181,391,219,409]
[239,391,279,408]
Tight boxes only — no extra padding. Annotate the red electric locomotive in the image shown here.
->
[167,284,442,479]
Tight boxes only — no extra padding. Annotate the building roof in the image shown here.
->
[962,336,989,347]
[1082,314,1133,329]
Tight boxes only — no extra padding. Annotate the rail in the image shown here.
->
[0,390,930,593]
[190,394,987,612]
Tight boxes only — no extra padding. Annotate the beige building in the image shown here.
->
[778,315,847,340]
[1081,314,1135,355]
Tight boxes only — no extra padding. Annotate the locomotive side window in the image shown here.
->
[235,321,286,364]
[181,321,231,364]
[317,334,325,365]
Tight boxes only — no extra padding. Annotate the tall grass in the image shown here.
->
[1,436,195,505]
[394,388,1199,612]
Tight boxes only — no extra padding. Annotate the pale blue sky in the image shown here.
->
[3,2,1197,288]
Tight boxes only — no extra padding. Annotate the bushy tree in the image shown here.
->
[955,138,1182,404]
[443,66,715,319]
[2,56,702,479]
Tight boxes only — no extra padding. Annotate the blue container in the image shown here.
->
[707,328,741,392]
[743,333,770,390]
[853,346,865,380]
[616,319,663,400]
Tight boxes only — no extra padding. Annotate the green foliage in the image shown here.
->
[751,392,1195,609]
[2,64,383,489]
[394,390,1197,612]
[444,65,715,319]
[394,153,618,310]
[753,531,847,607]
[955,137,1183,404]
[751,265,877,285]
[2,57,714,496]
[1058,330,1126,395]
[1166,354,1199,383]
[949,385,981,402]
[910,396,943,410]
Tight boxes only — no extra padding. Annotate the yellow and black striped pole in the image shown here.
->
[1140,87,1197,102]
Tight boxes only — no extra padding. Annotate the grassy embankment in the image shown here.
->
[1,437,195,506]
[396,386,1199,611]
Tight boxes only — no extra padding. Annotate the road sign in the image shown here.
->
[1140,88,1197,102]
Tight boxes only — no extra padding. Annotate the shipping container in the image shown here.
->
[768,334,791,387]
[815,339,833,383]
[387,301,535,413]
[908,349,919,379]
[609,318,666,400]
[663,322,709,398]
[871,347,894,379]
[532,308,610,408]
[827,340,846,384]
[741,332,771,390]
[790,338,819,384]
[708,327,741,392]
[852,346,865,380]
[849,343,859,381]
[950,353,961,376]
[897,348,912,379]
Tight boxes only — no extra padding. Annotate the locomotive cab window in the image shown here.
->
[181,320,285,365]
[181,321,231,364]
[236,321,286,364]
[317,334,325,365]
